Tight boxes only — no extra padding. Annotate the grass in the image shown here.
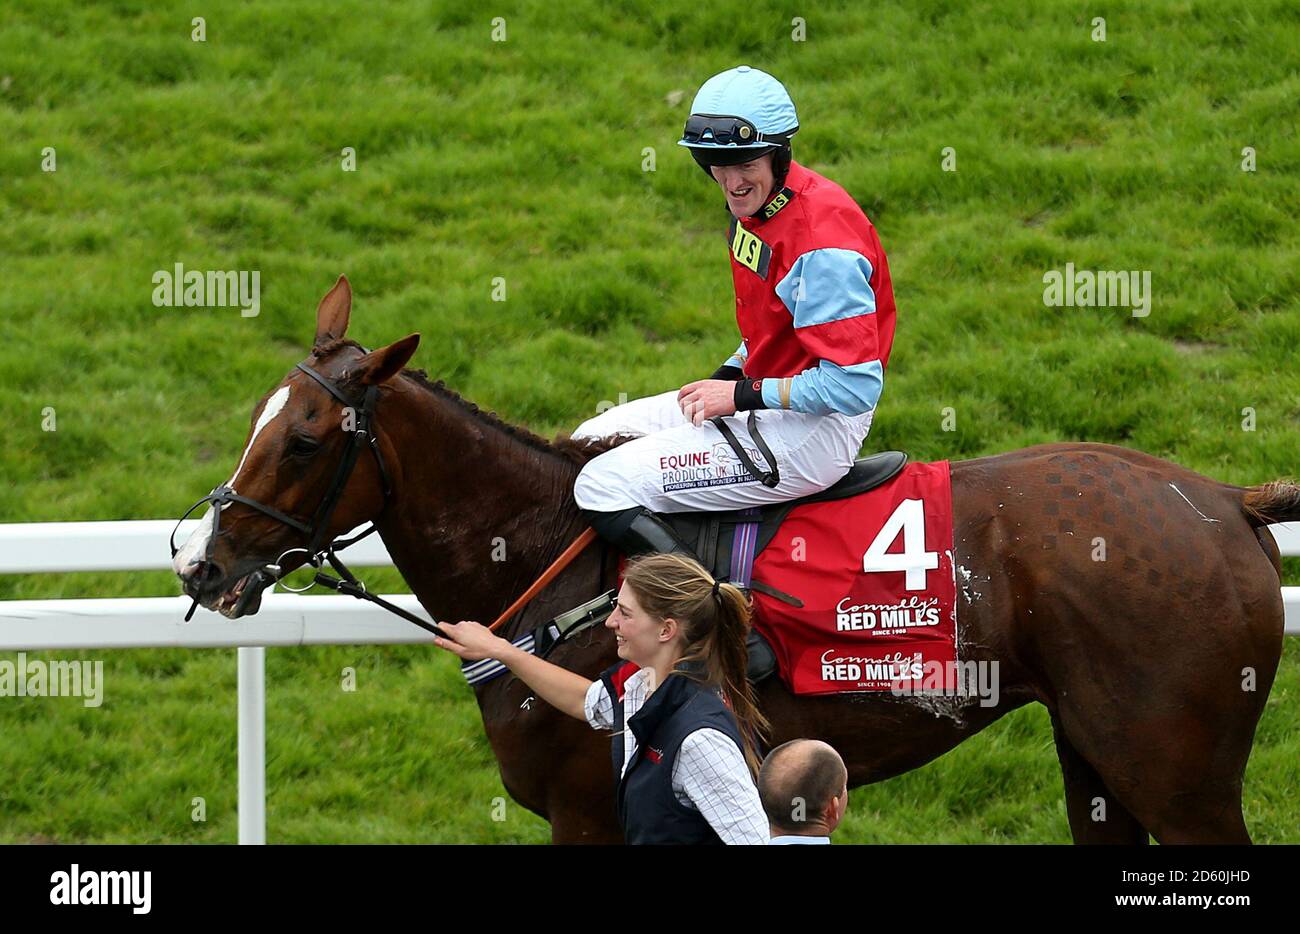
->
[0,0,1296,842]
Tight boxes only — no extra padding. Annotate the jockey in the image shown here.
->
[572,65,897,558]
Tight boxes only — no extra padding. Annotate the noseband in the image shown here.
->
[170,362,393,621]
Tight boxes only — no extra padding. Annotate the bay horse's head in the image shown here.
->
[171,275,419,618]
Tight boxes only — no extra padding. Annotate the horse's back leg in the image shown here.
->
[1052,688,1255,844]
[1050,712,1148,844]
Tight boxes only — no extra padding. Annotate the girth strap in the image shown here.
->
[728,507,761,588]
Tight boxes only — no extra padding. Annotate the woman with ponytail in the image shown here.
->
[434,552,771,845]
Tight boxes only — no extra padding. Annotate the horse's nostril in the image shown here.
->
[185,560,223,589]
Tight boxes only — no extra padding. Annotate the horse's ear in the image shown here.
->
[313,275,352,348]
[356,333,420,386]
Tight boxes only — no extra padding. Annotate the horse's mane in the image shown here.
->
[311,337,631,466]
[400,367,632,465]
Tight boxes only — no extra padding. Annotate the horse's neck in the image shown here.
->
[372,380,597,633]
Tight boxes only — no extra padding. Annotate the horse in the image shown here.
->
[172,276,1292,843]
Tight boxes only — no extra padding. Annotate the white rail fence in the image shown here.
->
[2,519,1298,844]
[0,520,437,845]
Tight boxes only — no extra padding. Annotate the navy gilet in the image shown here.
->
[599,662,748,845]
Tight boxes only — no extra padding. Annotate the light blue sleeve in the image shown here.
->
[760,247,884,416]
[721,340,747,370]
[761,359,884,416]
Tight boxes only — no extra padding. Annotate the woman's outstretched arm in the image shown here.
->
[434,621,593,721]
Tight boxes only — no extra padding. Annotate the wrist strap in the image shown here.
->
[733,377,766,411]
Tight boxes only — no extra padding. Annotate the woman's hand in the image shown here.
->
[436,619,595,720]
[433,620,511,662]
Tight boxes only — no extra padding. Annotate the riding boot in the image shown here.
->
[581,506,696,559]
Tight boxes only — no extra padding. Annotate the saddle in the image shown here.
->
[659,450,908,581]
[653,451,909,684]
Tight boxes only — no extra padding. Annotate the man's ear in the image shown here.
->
[354,333,420,386]
[825,784,848,830]
[820,796,839,830]
[314,275,352,348]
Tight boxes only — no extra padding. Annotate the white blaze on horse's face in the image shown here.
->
[171,385,292,577]
[228,385,292,494]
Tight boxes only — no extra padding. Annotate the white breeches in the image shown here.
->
[571,389,873,513]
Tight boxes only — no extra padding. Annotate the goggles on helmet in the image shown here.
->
[682,113,787,147]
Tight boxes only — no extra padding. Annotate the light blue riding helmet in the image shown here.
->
[678,65,799,171]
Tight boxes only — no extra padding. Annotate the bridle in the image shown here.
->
[170,361,401,623]
[170,360,599,640]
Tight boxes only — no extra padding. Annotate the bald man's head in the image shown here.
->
[758,739,849,836]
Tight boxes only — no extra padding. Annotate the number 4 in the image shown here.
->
[862,498,938,591]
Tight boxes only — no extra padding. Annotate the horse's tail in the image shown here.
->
[1241,478,1300,527]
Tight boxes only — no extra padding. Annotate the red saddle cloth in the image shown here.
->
[750,460,957,695]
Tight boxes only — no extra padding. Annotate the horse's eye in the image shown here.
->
[288,436,320,458]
